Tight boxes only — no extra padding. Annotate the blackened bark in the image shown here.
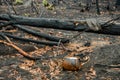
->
[96,0,100,15]
[2,33,59,46]
[115,0,120,6]
[0,14,87,31]
[0,14,120,35]
[13,25,69,43]
[115,0,120,8]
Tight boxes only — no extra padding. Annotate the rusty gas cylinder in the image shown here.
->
[62,57,82,71]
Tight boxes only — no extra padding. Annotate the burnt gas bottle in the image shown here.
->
[62,55,90,71]
[62,57,82,71]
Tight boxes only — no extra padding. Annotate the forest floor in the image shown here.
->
[0,0,120,80]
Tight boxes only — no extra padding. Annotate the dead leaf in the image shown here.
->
[85,67,96,80]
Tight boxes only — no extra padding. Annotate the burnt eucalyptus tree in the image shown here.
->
[96,0,100,15]
[115,0,120,8]
[86,0,92,11]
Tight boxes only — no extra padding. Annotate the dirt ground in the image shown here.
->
[0,0,120,80]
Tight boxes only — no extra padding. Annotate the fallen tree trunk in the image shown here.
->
[0,14,88,31]
[88,23,120,35]
[0,14,120,35]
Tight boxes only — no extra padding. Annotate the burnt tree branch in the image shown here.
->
[0,32,58,46]
[13,25,69,43]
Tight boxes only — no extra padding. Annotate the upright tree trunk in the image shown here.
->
[86,0,92,11]
[106,0,110,10]
[96,0,100,15]
[115,0,120,8]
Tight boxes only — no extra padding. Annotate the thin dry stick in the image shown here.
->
[68,28,88,42]
[11,2,17,14]
[56,39,61,54]
[4,0,17,14]
[101,16,120,27]
[0,38,40,60]
[31,0,39,15]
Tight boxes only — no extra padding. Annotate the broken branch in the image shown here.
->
[13,25,69,43]
[0,32,59,46]
[0,40,41,60]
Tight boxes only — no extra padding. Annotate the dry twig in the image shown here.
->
[0,36,41,60]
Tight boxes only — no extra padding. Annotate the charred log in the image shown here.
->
[0,14,87,31]
[0,14,120,35]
